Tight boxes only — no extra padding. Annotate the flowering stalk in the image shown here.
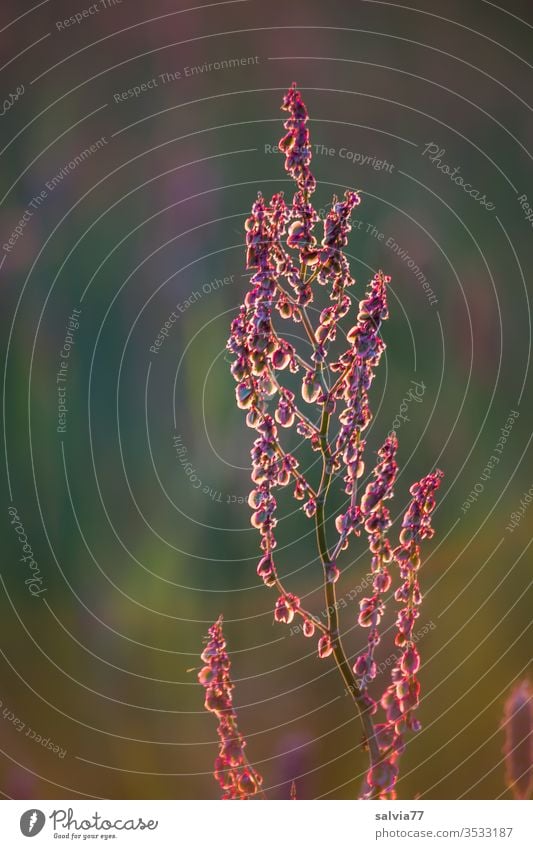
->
[361,470,443,798]
[354,435,398,689]
[502,679,533,800]
[222,82,444,799]
[199,617,264,799]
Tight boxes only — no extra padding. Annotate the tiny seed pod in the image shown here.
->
[399,527,413,545]
[245,408,261,428]
[260,374,276,397]
[236,382,254,409]
[277,467,290,486]
[303,498,317,518]
[409,551,421,568]
[277,299,293,319]
[278,133,294,153]
[303,619,315,638]
[318,634,333,658]
[400,645,420,675]
[231,357,247,381]
[325,561,340,583]
[302,248,320,266]
[238,770,259,795]
[272,347,290,370]
[274,596,294,624]
[248,489,262,509]
[301,373,321,403]
[293,480,306,501]
[197,666,215,686]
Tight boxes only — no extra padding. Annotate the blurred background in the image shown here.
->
[0,0,532,800]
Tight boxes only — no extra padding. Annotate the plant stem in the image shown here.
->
[314,399,381,791]
[270,324,314,373]
[275,282,317,352]
[267,368,321,437]
[271,438,317,500]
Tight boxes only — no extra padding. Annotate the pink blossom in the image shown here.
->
[199,618,263,799]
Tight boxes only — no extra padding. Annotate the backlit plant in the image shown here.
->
[502,679,533,800]
[201,83,443,800]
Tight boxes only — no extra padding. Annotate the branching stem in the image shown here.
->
[314,397,381,786]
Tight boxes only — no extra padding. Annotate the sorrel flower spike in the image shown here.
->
[199,617,263,799]
[362,469,444,799]
[224,83,443,800]
[279,82,316,196]
[502,679,533,800]
[353,435,399,689]
[333,270,390,513]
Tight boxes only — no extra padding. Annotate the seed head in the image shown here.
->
[199,617,263,799]
[503,679,533,800]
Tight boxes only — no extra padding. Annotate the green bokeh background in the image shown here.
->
[1,0,532,799]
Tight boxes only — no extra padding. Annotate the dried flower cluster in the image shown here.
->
[202,83,444,800]
[502,679,533,800]
[198,617,263,799]
[361,469,443,798]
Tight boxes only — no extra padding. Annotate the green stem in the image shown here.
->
[314,400,381,793]
[266,368,321,438]
[276,283,317,352]
[270,324,314,373]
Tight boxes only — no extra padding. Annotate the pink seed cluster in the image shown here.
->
[334,270,390,507]
[502,679,533,800]
[199,617,263,799]
[222,82,444,800]
[353,435,398,691]
[279,82,316,196]
[362,470,443,798]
